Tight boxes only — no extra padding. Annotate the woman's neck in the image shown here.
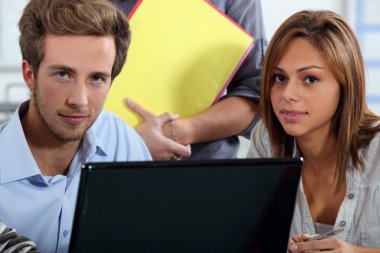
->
[296,129,338,174]
[297,129,345,225]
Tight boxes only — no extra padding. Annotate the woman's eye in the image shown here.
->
[273,74,286,83]
[305,76,318,84]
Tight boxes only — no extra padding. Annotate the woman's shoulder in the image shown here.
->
[247,120,272,158]
[358,123,380,186]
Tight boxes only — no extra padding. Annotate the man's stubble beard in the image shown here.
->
[33,81,92,143]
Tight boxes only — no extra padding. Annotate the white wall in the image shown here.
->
[0,0,29,123]
[262,0,347,39]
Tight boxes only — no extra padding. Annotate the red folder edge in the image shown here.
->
[213,43,254,104]
[127,0,143,20]
[204,0,255,104]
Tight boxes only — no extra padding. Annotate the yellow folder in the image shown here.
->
[103,0,254,127]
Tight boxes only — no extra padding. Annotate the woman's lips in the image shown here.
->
[280,109,307,122]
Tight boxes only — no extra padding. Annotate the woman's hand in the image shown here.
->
[288,235,360,253]
[288,234,313,252]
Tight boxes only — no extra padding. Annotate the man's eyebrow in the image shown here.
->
[47,65,76,73]
[91,71,112,78]
[273,65,323,73]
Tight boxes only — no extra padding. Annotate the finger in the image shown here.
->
[288,238,296,253]
[288,235,304,253]
[288,234,315,252]
[157,112,179,125]
[295,239,336,252]
[125,98,155,119]
[288,242,298,252]
[291,234,306,243]
[168,142,191,158]
[301,234,314,241]
[311,237,342,251]
[154,151,177,161]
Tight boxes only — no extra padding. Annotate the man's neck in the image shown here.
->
[28,141,80,176]
[21,106,81,176]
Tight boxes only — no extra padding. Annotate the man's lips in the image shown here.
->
[59,113,89,125]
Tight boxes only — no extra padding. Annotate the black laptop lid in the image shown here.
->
[70,158,302,253]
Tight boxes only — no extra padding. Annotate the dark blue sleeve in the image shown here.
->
[210,0,267,137]
[224,0,266,101]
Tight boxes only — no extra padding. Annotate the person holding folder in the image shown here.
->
[247,10,380,252]
[114,0,267,160]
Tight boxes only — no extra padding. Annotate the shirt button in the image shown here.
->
[339,220,346,227]
[63,230,69,237]
[348,193,355,199]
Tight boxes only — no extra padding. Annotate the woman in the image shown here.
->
[247,10,380,252]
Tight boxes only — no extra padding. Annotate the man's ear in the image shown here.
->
[22,60,36,91]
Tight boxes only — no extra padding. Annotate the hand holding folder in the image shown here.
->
[103,0,254,128]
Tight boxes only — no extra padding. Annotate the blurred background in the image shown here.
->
[0,0,379,130]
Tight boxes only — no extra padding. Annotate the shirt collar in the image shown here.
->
[0,102,108,184]
[83,118,108,158]
[0,101,41,184]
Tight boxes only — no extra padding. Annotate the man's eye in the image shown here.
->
[56,71,68,79]
[92,76,103,82]
[90,75,107,85]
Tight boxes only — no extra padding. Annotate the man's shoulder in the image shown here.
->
[90,110,142,142]
[89,110,152,160]
[92,110,133,131]
[0,121,8,133]
[0,111,21,142]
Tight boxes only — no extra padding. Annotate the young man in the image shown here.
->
[0,0,151,253]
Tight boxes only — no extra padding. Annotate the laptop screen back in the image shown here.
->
[70,158,302,253]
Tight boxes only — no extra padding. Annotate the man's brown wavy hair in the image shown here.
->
[19,0,131,80]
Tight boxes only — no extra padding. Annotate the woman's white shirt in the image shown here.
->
[247,120,380,247]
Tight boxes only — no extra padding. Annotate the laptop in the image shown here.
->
[69,158,302,253]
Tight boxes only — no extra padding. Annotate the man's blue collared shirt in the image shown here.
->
[0,102,152,253]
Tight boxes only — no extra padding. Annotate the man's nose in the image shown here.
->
[67,81,88,107]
